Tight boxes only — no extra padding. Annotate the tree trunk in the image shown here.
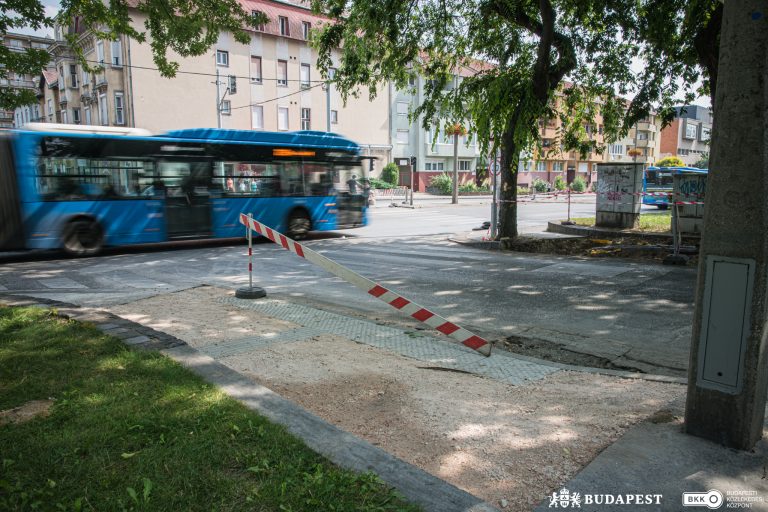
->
[497,112,521,241]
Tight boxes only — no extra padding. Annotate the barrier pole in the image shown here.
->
[235,213,267,299]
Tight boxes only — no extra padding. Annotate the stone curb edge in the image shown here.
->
[0,293,496,512]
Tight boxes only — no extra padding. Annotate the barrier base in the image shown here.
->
[663,254,689,265]
[561,220,576,226]
[235,286,267,299]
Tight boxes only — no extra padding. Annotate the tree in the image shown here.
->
[692,152,709,169]
[655,156,685,167]
[1,0,262,110]
[381,162,400,186]
[310,0,717,241]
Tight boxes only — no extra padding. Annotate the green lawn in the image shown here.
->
[571,212,671,233]
[0,306,420,512]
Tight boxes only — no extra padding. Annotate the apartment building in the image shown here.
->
[659,104,712,166]
[1,32,53,128]
[604,114,663,166]
[520,95,605,188]
[390,72,482,191]
[34,0,391,175]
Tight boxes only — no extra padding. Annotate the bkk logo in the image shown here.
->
[548,489,663,508]
[682,490,724,509]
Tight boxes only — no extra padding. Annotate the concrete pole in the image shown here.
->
[684,0,768,450]
[216,66,221,129]
[452,132,459,204]
[326,79,331,132]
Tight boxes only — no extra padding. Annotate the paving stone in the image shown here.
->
[217,296,559,385]
[124,335,150,345]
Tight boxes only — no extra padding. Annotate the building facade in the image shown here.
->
[604,114,663,166]
[389,73,481,191]
[1,32,53,128]
[659,104,712,166]
[34,0,392,176]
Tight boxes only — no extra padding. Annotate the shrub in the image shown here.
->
[429,173,453,195]
[381,163,400,186]
[571,176,587,192]
[517,186,531,195]
[368,177,394,189]
[532,178,550,193]
[655,156,685,168]
[553,175,566,190]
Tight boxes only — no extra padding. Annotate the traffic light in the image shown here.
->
[410,156,416,168]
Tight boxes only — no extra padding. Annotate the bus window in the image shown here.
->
[37,155,155,199]
[281,162,304,196]
[303,162,334,196]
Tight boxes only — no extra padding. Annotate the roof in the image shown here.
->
[159,128,360,152]
[239,0,331,42]
[41,68,58,86]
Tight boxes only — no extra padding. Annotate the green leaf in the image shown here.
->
[121,452,138,459]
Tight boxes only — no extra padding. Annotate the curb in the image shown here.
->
[0,294,496,512]
[546,221,675,239]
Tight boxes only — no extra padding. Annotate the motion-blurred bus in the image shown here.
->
[643,166,708,209]
[0,124,368,255]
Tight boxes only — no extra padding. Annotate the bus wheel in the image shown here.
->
[287,211,311,240]
[62,219,104,256]
[657,204,669,210]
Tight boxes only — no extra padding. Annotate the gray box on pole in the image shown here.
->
[595,163,644,229]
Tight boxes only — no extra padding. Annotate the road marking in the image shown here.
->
[39,278,88,289]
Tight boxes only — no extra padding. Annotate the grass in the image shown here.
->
[0,306,421,512]
[571,212,671,233]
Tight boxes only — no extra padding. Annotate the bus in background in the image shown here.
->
[643,166,708,209]
[0,124,368,256]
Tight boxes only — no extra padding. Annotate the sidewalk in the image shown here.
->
[4,281,765,511]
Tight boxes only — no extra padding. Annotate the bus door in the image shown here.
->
[157,159,213,239]
[334,163,366,228]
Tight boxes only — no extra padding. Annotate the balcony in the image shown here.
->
[59,93,69,105]
[424,142,478,158]
[635,138,653,148]
[637,121,656,132]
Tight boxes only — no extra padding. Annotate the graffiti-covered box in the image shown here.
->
[673,171,707,234]
[595,163,644,229]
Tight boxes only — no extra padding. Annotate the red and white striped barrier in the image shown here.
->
[238,213,492,357]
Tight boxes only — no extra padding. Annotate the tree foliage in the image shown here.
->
[310,0,721,240]
[656,155,685,167]
[1,0,261,110]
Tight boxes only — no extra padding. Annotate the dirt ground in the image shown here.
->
[112,286,686,511]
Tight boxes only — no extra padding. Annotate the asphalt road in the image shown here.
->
[0,198,695,376]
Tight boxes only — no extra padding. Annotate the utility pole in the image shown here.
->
[452,130,459,204]
[326,78,331,132]
[684,0,768,450]
[215,66,221,129]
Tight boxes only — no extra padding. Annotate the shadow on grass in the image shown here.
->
[0,306,420,512]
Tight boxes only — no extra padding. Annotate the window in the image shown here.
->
[553,161,564,172]
[72,108,81,124]
[396,102,409,115]
[425,160,445,171]
[96,41,104,64]
[84,107,91,125]
[684,122,698,139]
[301,108,311,130]
[228,75,237,94]
[251,105,263,129]
[111,39,122,66]
[459,160,471,171]
[278,106,289,130]
[277,60,287,86]
[408,74,416,87]
[328,67,337,80]
[251,10,266,31]
[220,100,231,115]
[82,67,89,86]
[250,56,262,83]
[114,92,124,124]
[609,144,623,155]
[700,126,711,141]
[302,21,311,40]
[99,94,108,125]
[330,110,338,124]
[396,129,409,143]
[69,64,78,87]
[300,64,310,88]
[637,131,649,140]
[47,99,52,116]
[535,161,547,172]
[216,50,229,67]
[279,16,289,36]
[61,110,67,123]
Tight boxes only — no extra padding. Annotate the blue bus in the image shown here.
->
[0,124,368,255]
[643,166,708,208]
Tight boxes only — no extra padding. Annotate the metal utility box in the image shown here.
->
[595,163,644,229]
[672,172,707,234]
